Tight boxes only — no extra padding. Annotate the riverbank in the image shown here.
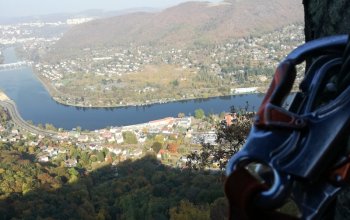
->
[34,71,269,108]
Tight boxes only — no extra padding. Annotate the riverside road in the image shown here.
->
[0,100,58,136]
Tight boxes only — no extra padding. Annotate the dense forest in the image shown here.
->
[0,146,228,219]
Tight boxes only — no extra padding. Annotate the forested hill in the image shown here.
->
[53,0,303,54]
[0,149,226,219]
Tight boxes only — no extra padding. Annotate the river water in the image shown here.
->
[0,47,267,130]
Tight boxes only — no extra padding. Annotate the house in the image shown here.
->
[58,132,69,140]
[224,114,233,126]
[95,145,103,151]
[38,155,49,162]
[89,144,97,151]
[179,156,188,163]
[233,87,258,94]
[148,128,161,134]
[11,129,19,135]
[65,159,78,167]
[161,127,172,134]
[69,131,80,138]
[108,136,115,143]
[203,132,217,145]
[78,143,87,150]
[122,149,128,155]
[45,146,58,156]
[185,129,193,138]
[131,149,143,157]
[58,148,67,154]
[10,137,18,142]
[109,147,122,155]
[137,134,146,143]
[176,117,192,128]
[28,141,38,146]
[110,127,119,133]
[78,135,89,142]
[115,132,124,144]
[157,149,169,160]
[89,144,102,151]
[148,117,175,128]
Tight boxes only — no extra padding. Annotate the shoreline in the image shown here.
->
[33,71,269,109]
[51,92,267,109]
[51,90,267,109]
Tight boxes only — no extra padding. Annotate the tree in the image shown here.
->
[194,109,205,119]
[154,134,165,144]
[171,80,179,87]
[210,197,228,220]
[28,146,35,154]
[151,142,162,153]
[68,167,79,176]
[187,113,253,170]
[122,131,138,144]
[178,112,185,118]
[37,123,43,129]
[45,123,56,131]
[169,200,210,220]
[97,151,105,162]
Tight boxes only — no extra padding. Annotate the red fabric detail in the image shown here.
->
[269,108,293,123]
[257,63,289,126]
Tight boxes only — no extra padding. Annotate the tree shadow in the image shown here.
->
[0,155,228,220]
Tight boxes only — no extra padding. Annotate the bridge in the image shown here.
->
[0,61,33,71]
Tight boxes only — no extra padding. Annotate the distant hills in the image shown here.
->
[0,8,158,25]
[53,0,303,54]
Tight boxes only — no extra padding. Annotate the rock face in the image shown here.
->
[304,0,350,42]
[303,1,350,219]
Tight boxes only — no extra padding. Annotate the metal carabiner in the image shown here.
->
[226,35,349,218]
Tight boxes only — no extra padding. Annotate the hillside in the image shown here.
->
[53,0,303,54]
[0,149,227,219]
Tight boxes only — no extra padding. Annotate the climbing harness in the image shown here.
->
[225,35,350,219]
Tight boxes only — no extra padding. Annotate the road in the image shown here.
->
[0,100,58,137]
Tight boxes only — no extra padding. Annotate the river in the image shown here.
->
[0,47,267,130]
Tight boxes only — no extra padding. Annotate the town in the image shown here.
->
[0,17,302,173]
[0,89,252,172]
[1,19,305,107]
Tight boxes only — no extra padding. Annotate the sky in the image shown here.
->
[0,0,222,18]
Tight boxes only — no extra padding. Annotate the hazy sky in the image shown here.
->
[0,0,222,18]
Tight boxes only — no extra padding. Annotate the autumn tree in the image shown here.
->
[167,143,178,153]
[187,113,253,170]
